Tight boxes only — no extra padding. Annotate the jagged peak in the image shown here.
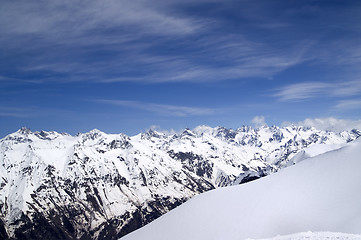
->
[88,128,105,134]
[145,129,163,137]
[34,130,57,140]
[79,128,106,141]
[214,126,236,140]
[284,124,315,132]
[351,129,361,137]
[142,129,164,139]
[237,125,255,133]
[180,128,195,137]
[17,127,32,135]
[117,132,131,139]
[2,127,33,143]
[268,125,280,130]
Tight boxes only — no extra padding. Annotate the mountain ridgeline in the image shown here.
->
[0,125,360,239]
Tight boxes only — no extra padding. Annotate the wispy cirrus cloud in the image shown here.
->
[0,106,30,118]
[0,0,202,37]
[274,80,361,101]
[0,0,207,83]
[96,34,308,83]
[333,80,361,96]
[334,99,361,110]
[0,0,326,84]
[0,0,361,83]
[95,99,215,117]
[0,104,77,119]
[273,82,332,101]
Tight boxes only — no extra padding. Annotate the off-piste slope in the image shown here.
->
[122,138,361,240]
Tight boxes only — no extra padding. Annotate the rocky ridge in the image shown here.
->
[0,125,360,239]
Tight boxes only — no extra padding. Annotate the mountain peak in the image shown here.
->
[1,124,360,239]
[17,127,32,135]
[141,129,165,139]
[79,129,106,142]
[180,128,195,137]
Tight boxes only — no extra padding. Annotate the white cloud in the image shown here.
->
[0,0,202,37]
[285,117,361,132]
[95,99,215,117]
[0,106,32,118]
[252,115,267,127]
[0,0,310,84]
[2,0,361,85]
[0,112,29,118]
[274,82,330,101]
[274,80,361,101]
[0,105,76,118]
[148,125,180,135]
[334,80,361,96]
[335,99,361,110]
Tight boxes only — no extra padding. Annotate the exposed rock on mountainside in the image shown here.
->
[0,125,359,239]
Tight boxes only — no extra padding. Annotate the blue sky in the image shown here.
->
[1,0,361,137]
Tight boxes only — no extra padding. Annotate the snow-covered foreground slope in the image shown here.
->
[122,138,361,240]
[248,231,361,240]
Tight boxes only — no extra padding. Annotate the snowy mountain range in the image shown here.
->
[0,125,360,239]
[122,136,361,240]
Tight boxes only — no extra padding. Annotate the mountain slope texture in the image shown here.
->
[122,138,361,240]
[0,125,360,239]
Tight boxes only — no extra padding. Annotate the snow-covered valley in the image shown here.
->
[0,125,360,239]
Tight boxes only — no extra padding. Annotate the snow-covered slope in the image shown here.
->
[122,138,361,240]
[247,231,361,240]
[0,125,360,239]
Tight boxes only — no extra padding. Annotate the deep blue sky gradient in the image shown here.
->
[1,0,361,137]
